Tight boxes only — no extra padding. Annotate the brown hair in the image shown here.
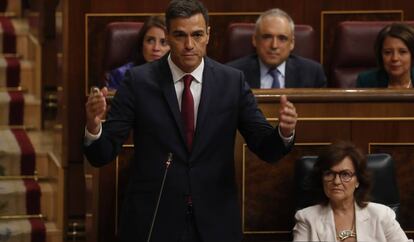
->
[311,140,371,208]
[375,23,414,69]
[133,15,167,65]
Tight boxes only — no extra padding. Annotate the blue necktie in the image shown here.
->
[269,68,280,88]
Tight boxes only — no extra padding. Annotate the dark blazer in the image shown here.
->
[84,55,292,242]
[356,67,414,87]
[227,54,327,88]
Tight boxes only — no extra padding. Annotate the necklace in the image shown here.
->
[388,80,412,88]
[336,225,356,241]
[335,207,357,241]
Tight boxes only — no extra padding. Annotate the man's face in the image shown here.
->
[167,13,210,73]
[252,16,294,68]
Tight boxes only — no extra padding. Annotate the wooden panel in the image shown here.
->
[64,0,414,241]
[234,89,414,241]
[85,14,159,91]
[84,145,133,242]
[369,144,414,232]
[86,89,414,242]
[320,10,403,69]
[242,144,328,233]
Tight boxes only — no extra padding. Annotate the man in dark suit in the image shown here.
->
[84,1,297,242]
[227,8,326,88]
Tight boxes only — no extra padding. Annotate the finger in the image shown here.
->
[279,116,297,125]
[101,87,109,97]
[280,107,297,117]
[90,85,100,94]
[281,104,295,115]
[280,95,288,107]
[87,95,106,114]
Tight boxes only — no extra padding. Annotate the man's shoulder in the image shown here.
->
[129,58,168,75]
[288,54,323,69]
[205,56,244,75]
[226,54,257,68]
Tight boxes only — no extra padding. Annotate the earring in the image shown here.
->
[355,184,359,188]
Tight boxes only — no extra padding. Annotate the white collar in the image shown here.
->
[168,54,204,83]
[259,58,286,78]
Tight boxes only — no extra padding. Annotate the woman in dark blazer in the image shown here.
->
[106,16,170,89]
[357,23,414,88]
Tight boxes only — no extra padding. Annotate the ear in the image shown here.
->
[290,35,295,51]
[252,33,257,48]
[206,26,211,44]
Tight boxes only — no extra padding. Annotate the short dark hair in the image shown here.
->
[133,15,167,65]
[375,23,414,69]
[310,140,371,208]
[165,0,209,32]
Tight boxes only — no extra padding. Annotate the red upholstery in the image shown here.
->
[102,22,144,72]
[329,21,414,88]
[223,22,318,62]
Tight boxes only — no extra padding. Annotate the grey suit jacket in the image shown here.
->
[293,202,411,242]
[227,54,326,88]
[84,55,292,242]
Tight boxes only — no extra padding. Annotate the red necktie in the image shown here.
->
[181,75,194,150]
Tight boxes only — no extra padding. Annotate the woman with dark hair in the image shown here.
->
[357,23,414,88]
[293,141,410,242]
[106,15,170,89]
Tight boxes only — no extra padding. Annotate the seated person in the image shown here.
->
[106,15,170,89]
[357,23,414,88]
[293,141,411,242]
[227,8,326,88]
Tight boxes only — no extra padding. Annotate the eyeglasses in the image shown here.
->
[323,170,355,182]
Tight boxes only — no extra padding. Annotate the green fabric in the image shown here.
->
[356,67,414,87]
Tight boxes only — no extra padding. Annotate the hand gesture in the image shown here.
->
[85,87,108,134]
[278,95,297,137]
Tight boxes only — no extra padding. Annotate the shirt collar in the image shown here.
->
[259,58,286,78]
[168,54,204,83]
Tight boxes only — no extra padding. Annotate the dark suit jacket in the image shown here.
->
[84,55,292,242]
[227,54,326,88]
[356,67,414,87]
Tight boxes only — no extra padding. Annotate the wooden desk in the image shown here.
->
[85,89,414,242]
[239,89,414,241]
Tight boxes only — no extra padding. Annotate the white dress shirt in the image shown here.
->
[168,54,203,126]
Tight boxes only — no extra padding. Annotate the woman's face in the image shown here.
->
[142,26,170,62]
[322,156,359,204]
[382,36,412,81]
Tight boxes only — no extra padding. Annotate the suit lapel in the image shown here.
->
[157,58,187,148]
[191,57,215,158]
[285,56,299,88]
[250,56,261,88]
[355,203,372,242]
[316,204,337,242]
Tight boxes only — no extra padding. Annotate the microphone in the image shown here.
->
[146,152,173,242]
